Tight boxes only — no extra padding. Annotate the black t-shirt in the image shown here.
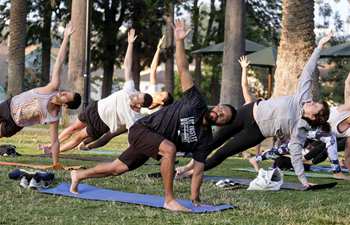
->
[136,86,213,163]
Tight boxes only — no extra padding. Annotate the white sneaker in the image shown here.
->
[215,179,237,188]
[19,176,29,188]
[29,178,41,189]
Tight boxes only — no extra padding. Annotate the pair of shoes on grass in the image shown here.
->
[215,179,237,188]
[9,169,54,189]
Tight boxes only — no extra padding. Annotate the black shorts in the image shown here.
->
[119,124,165,170]
[0,99,23,137]
[78,101,109,139]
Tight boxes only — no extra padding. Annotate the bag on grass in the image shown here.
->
[248,168,283,191]
[0,144,20,157]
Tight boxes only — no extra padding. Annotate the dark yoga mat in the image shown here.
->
[202,176,337,191]
[231,168,336,179]
[39,183,234,213]
[146,172,337,191]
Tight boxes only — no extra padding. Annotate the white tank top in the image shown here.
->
[328,106,350,138]
[10,89,59,127]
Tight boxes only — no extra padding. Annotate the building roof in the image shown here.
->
[321,42,350,57]
[247,47,277,67]
[191,39,265,55]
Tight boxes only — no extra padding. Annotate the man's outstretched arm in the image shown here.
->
[124,29,137,82]
[239,56,254,104]
[174,19,194,92]
[40,22,73,93]
[190,160,204,204]
[49,121,60,167]
[150,35,165,85]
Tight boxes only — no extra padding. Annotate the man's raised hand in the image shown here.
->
[128,28,137,44]
[318,32,333,49]
[238,56,250,68]
[173,19,191,41]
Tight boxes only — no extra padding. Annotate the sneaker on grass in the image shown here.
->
[19,176,29,188]
[29,177,41,189]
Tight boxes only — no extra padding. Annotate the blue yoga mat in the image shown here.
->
[39,183,234,213]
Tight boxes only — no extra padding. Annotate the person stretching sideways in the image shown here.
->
[76,35,174,151]
[0,22,81,168]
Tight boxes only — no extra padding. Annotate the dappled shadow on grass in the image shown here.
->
[0,128,350,224]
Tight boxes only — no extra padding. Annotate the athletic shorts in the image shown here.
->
[0,99,23,137]
[119,123,165,170]
[78,101,109,139]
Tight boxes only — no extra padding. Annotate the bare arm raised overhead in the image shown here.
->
[239,56,255,104]
[174,19,193,92]
[124,29,137,82]
[38,22,74,94]
[294,33,332,103]
[150,35,165,85]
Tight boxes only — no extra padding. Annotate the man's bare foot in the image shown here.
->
[248,157,259,172]
[70,170,80,194]
[333,172,350,180]
[164,199,191,212]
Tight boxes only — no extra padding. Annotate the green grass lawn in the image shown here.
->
[0,127,350,225]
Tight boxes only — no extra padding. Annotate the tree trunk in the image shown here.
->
[41,1,52,86]
[101,0,117,98]
[203,0,216,46]
[273,0,316,97]
[164,0,174,94]
[210,57,221,105]
[7,0,27,96]
[216,0,225,43]
[132,46,141,90]
[193,55,202,87]
[191,0,202,89]
[220,0,245,107]
[68,0,86,99]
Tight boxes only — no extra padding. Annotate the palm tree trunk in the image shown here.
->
[101,0,117,98]
[131,46,141,90]
[220,0,245,107]
[68,0,86,98]
[41,1,52,86]
[273,0,316,97]
[164,0,174,94]
[7,0,27,96]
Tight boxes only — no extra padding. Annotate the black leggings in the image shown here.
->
[204,102,265,171]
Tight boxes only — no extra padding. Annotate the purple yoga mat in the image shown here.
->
[39,183,234,213]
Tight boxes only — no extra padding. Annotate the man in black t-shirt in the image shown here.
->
[70,20,235,212]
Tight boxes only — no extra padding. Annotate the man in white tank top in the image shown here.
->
[0,23,81,168]
[41,30,173,154]
[77,35,174,150]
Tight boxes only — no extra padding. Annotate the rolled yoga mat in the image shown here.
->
[39,182,234,213]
